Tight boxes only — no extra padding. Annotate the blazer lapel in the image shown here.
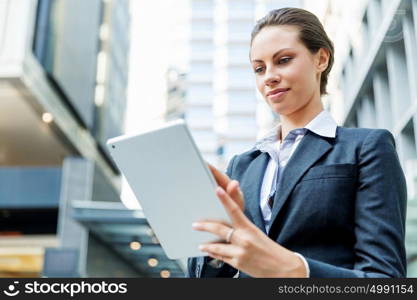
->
[240,151,269,233]
[269,131,334,230]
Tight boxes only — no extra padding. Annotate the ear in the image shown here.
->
[316,48,330,73]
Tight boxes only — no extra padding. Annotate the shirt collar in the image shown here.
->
[255,110,338,151]
[304,110,337,138]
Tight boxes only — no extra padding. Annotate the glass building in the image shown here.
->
[325,0,417,276]
[0,0,184,277]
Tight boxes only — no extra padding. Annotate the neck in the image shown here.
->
[279,96,324,141]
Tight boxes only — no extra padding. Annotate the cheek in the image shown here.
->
[288,62,316,91]
[256,77,264,93]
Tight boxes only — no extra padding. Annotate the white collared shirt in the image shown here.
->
[253,110,338,277]
[255,110,338,230]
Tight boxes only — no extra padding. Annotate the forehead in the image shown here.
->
[250,25,303,60]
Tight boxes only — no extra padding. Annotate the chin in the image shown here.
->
[268,103,294,116]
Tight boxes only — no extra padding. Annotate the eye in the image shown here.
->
[254,66,264,74]
[278,57,292,64]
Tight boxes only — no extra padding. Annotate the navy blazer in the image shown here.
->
[187,127,407,278]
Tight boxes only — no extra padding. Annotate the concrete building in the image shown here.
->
[321,0,417,276]
[213,0,258,168]
[0,0,183,277]
[187,0,219,166]
[165,67,187,122]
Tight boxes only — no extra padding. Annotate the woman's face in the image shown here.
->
[250,25,327,117]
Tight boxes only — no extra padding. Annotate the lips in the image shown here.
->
[266,88,290,101]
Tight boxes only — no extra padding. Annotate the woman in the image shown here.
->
[188,7,407,278]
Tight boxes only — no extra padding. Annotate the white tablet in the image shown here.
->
[106,119,231,259]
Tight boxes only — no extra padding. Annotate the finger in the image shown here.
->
[199,243,241,259]
[206,251,228,262]
[194,218,231,228]
[206,252,236,270]
[207,163,230,189]
[226,180,245,211]
[216,186,249,227]
[192,221,232,241]
[207,163,244,210]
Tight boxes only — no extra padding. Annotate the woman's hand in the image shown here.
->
[196,164,307,277]
[207,163,244,211]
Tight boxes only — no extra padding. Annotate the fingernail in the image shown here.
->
[198,245,205,251]
[216,187,225,196]
[192,222,200,228]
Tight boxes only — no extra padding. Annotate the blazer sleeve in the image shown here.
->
[187,155,239,277]
[305,129,407,277]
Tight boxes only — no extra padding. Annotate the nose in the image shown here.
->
[264,66,281,87]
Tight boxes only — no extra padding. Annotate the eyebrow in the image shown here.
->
[251,48,294,63]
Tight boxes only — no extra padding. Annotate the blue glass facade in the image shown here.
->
[0,167,61,208]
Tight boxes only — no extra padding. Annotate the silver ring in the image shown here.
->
[226,228,235,243]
